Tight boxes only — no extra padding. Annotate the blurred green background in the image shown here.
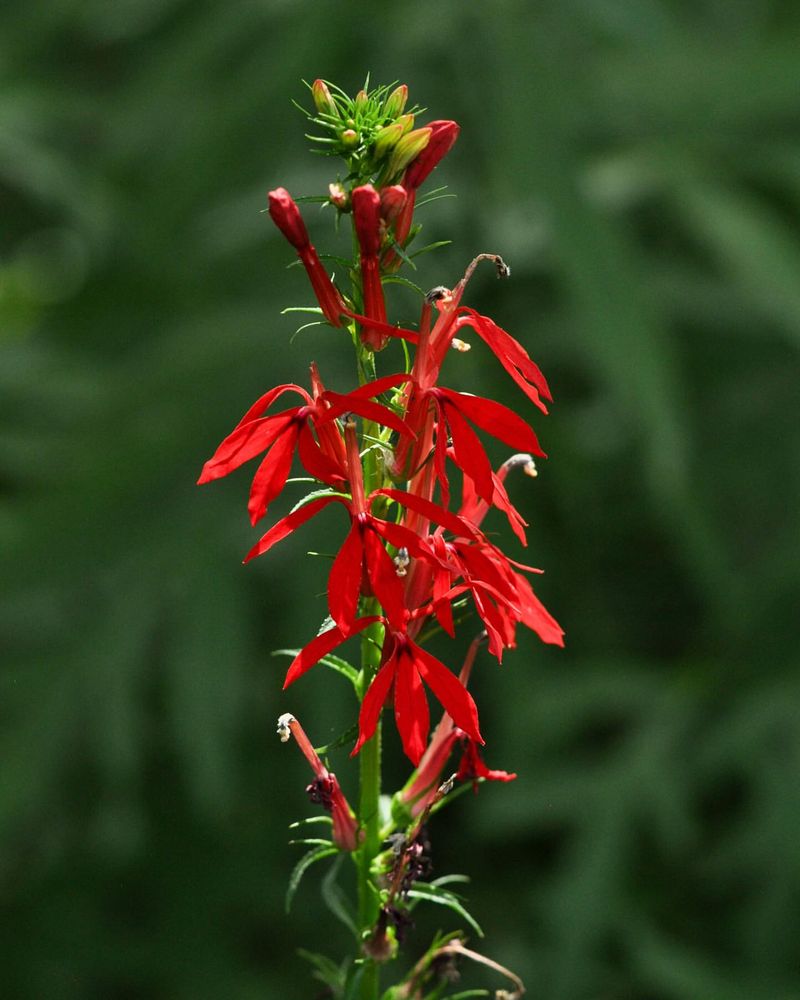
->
[3,1,799,997]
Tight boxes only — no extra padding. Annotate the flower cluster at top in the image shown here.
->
[199,79,563,819]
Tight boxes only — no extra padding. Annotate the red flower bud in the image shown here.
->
[352,184,382,256]
[380,185,408,224]
[404,119,460,190]
[268,187,309,251]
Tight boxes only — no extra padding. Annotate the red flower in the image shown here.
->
[198,370,411,526]
[268,188,346,327]
[242,417,477,632]
[283,613,483,766]
[455,733,517,791]
[277,712,360,852]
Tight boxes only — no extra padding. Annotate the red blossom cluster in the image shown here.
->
[199,81,563,794]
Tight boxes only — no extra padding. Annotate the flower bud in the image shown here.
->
[328,182,349,210]
[267,187,309,251]
[354,89,368,114]
[340,128,359,149]
[386,127,431,178]
[372,121,406,161]
[352,185,382,256]
[383,84,408,119]
[379,184,408,224]
[396,113,414,135]
[404,119,460,190]
[311,79,338,118]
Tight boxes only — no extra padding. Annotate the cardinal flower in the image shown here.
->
[352,184,388,351]
[283,609,483,766]
[198,369,411,526]
[243,418,477,632]
[276,712,360,852]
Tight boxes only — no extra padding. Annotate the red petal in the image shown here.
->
[352,656,397,756]
[515,574,565,647]
[459,308,552,410]
[247,424,300,525]
[321,392,413,438]
[443,401,494,503]
[233,383,311,430]
[394,645,430,765]
[243,494,344,563]
[363,527,406,628]
[368,518,438,563]
[373,488,477,539]
[198,411,295,483]
[297,421,346,484]
[328,522,364,629]
[411,642,483,745]
[284,616,380,688]
[438,389,546,457]
[342,309,419,344]
[339,372,410,401]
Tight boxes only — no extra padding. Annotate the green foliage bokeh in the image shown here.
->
[2,2,799,998]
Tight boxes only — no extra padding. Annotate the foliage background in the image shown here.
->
[3,1,799,997]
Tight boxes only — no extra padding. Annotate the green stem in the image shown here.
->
[357,609,384,999]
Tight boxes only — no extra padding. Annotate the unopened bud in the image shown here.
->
[379,184,407,224]
[354,89,368,114]
[328,182,349,210]
[383,84,408,119]
[268,188,309,251]
[373,121,406,160]
[396,113,414,135]
[405,119,460,190]
[340,128,359,149]
[311,79,338,118]
[352,185,382,256]
[387,127,431,178]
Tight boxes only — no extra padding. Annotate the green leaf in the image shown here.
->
[321,854,359,938]
[281,306,324,315]
[406,882,484,937]
[314,722,359,755]
[288,837,334,846]
[289,816,333,829]
[288,488,350,515]
[409,240,453,259]
[285,843,338,913]
[382,275,425,296]
[296,948,347,992]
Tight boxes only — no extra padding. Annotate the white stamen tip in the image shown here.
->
[276,713,295,742]
[451,338,471,353]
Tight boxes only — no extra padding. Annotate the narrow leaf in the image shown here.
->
[286,844,338,913]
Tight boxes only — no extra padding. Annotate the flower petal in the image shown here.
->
[244,494,344,563]
[411,642,483,745]
[328,522,364,629]
[284,615,380,688]
[459,308,551,411]
[394,645,430,765]
[297,421,346,485]
[442,401,494,503]
[321,392,414,438]
[198,411,295,483]
[247,423,300,525]
[437,389,546,457]
[352,656,397,756]
[233,383,311,430]
[373,488,477,539]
